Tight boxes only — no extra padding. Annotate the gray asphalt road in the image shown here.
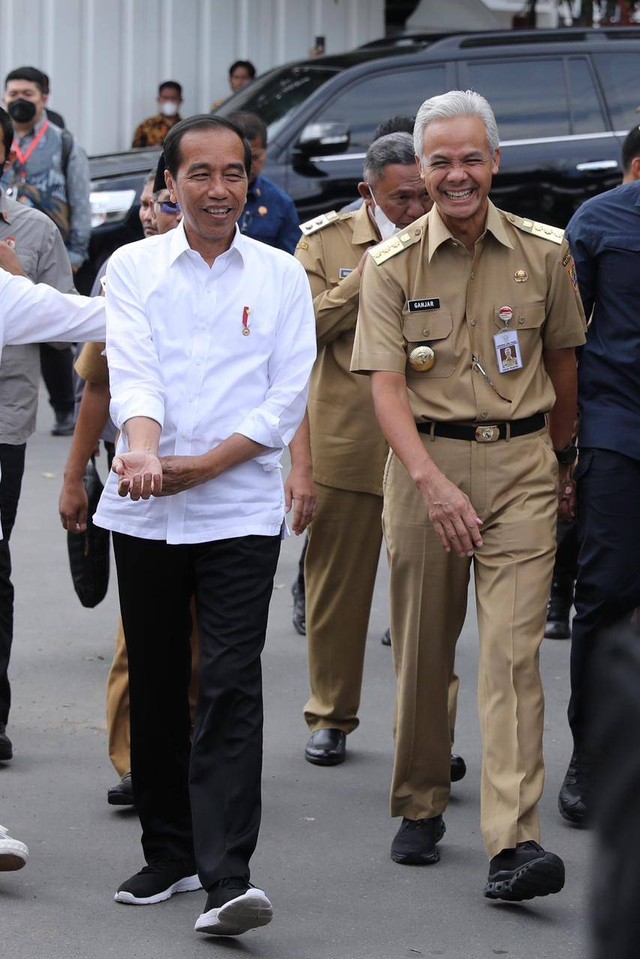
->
[1,408,592,959]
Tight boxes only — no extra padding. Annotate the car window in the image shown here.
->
[567,58,607,134]
[464,58,570,140]
[593,53,640,130]
[216,66,340,141]
[310,66,447,152]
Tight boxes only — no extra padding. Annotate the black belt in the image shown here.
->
[416,412,546,443]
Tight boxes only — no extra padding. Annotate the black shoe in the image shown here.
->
[108,772,134,806]
[391,815,445,865]
[450,753,466,782]
[51,411,75,436]
[291,581,306,636]
[195,878,273,936]
[304,728,346,766]
[381,627,391,647]
[484,841,565,901]
[558,749,589,826]
[114,860,201,904]
[0,723,12,762]
[544,576,574,640]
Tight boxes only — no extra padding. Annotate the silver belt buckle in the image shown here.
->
[475,425,500,443]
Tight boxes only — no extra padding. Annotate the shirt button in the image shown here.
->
[479,410,488,419]
[518,317,525,325]
[470,272,475,279]
[422,328,430,337]
[469,318,476,326]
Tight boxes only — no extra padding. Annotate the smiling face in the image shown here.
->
[360,163,432,231]
[419,115,500,244]
[165,127,248,262]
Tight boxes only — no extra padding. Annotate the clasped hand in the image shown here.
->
[112,453,208,499]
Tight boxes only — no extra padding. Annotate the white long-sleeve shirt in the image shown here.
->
[93,222,316,545]
[0,268,104,352]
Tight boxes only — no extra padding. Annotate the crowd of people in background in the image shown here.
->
[0,54,639,955]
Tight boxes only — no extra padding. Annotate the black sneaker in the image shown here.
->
[0,723,12,762]
[108,772,134,807]
[195,878,273,936]
[558,749,589,826]
[114,861,201,905]
[390,815,445,865]
[484,841,565,902]
[450,753,466,783]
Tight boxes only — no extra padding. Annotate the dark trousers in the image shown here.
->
[112,531,281,890]
[0,443,26,725]
[590,624,640,959]
[554,517,579,583]
[39,344,75,415]
[569,449,640,750]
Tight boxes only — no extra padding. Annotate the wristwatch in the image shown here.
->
[555,444,578,466]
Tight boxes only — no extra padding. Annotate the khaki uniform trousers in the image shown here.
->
[106,609,201,777]
[304,483,383,733]
[384,429,557,858]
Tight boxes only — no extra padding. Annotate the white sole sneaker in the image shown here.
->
[115,873,202,905]
[195,888,273,936]
[0,838,28,871]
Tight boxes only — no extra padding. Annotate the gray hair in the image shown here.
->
[413,90,500,163]
[363,132,417,184]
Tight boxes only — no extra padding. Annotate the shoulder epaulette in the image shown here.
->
[370,227,423,266]
[508,214,564,245]
[299,211,341,236]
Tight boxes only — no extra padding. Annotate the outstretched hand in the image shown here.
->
[112,451,162,500]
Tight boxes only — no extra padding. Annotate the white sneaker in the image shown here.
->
[195,885,273,936]
[0,824,28,871]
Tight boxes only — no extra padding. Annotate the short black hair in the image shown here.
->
[153,153,167,194]
[163,115,251,178]
[622,126,640,173]
[4,66,47,93]
[229,60,256,80]
[0,108,14,157]
[373,115,415,141]
[158,80,182,99]
[227,111,267,148]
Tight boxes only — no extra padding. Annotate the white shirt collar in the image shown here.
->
[168,219,247,268]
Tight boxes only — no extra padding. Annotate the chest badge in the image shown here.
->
[409,345,436,372]
[258,205,268,216]
[514,270,529,283]
[242,305,251,336]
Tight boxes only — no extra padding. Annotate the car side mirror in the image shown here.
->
[296,121,350,157]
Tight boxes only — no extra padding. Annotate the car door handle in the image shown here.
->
[575,160,619,172]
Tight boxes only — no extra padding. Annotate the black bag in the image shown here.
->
[67,457,110,608]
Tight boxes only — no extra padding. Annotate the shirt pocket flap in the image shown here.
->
[504,300,546,331]
[403,312,453,343]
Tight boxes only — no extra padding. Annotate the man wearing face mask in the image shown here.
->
[132,81,184,149]
[296,133,433,766]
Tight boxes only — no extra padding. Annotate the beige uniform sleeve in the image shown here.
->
[351,253,409,375]
[295,232,361,350]
[541,239,587,350]
[74,341,109,385]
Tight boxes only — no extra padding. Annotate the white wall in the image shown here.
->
[0,0,384,154]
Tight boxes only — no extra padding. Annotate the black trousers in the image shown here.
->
[112,531,281,890]
[569,448,640,750]
[0,443,26,725]
[39,344,75,415]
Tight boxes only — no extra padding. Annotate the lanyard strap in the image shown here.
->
[12,119,50,167]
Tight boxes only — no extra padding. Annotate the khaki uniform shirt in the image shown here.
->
[351,201,586,423]
[296,204,388,496]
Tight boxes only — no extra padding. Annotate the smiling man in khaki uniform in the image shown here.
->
[351,90,586,901]
[296,133,434,766]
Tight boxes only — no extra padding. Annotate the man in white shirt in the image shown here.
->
[93,116,316,938]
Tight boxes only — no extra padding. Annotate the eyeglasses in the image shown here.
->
[156,199,181,214]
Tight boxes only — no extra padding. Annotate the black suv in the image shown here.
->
[84,27,640,288]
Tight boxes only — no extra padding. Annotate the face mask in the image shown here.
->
[7,99,37,124]
[369,189,398,241]
[159,101,179,118]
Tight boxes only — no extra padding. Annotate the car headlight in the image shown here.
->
[90,189,137,228]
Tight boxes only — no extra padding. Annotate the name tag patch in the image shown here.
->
[339,268,353,279]
[407,298,441,312]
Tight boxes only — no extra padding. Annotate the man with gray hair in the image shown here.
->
[352,91,586,901]
[296,133,432,766]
